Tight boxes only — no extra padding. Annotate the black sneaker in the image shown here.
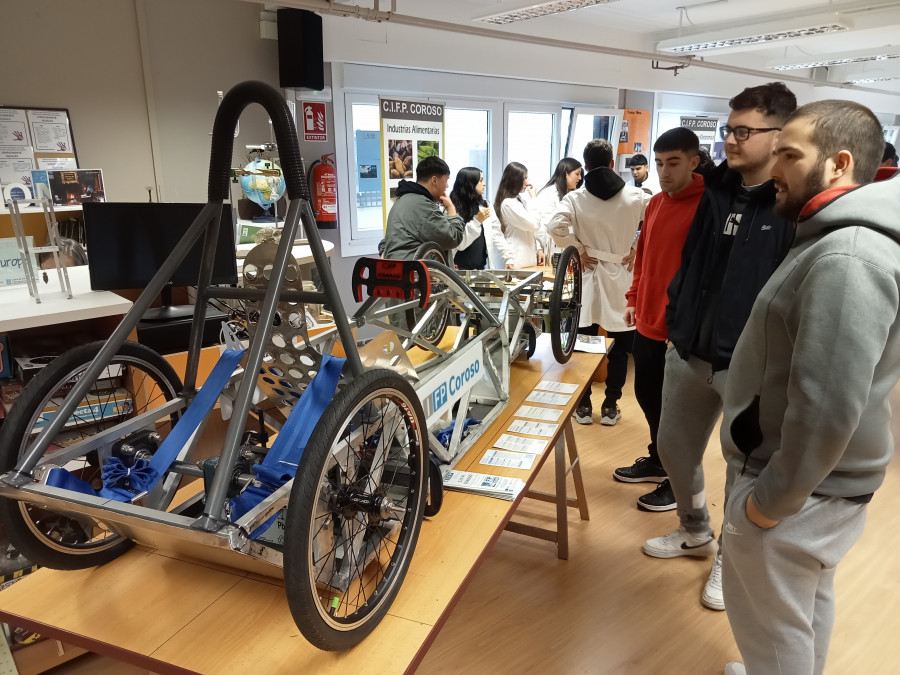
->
[613,457,667,483]
[574,404,593,425]
[637,479,677,512]
[600,405,621,426]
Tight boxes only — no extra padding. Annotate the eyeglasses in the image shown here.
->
[720,125,782,141]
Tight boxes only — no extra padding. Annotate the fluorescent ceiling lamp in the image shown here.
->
[656,13,853,54]
[846,75,900,84]
[476,0,620,25]
[769,49,900,71]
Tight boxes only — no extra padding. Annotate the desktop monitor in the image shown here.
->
[83,202,238,291]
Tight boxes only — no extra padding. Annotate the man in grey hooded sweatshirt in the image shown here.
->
[720,100,900,675]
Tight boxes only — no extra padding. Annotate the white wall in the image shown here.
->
[1,0,279,202]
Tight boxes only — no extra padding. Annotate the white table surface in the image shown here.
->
[0,265,133,332]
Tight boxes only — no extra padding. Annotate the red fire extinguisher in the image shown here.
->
[308,153,337,226]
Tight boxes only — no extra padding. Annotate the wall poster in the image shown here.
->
[379,97,444,226]
[681,116,724,161]
[617,109,651,156]
[0,106,78,201]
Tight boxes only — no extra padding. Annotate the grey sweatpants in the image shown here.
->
[657,348,728,538]
[722,474,867,675]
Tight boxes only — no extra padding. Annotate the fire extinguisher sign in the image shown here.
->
[302,102,327,142]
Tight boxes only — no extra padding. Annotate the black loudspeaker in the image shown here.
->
[277,8,324,90]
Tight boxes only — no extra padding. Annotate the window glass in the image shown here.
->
[445,108,490,191]
[569,114,616,159]
[351,102,383,233]
[560,108,573,157]
[507,111,555,187]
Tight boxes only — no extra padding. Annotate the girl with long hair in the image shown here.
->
[449,167,510,269]
[494,162,544,268]
[530,157,583,254]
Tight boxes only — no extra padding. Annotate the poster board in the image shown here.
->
[379,97,445,227]
[617,109,651,156]
[681,116,725,162]
[0,107,77,200]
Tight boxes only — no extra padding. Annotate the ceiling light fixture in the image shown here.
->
[475,0,620,26]
[846,75,900,84]
[656,12,852,54]
[769,51,900,72]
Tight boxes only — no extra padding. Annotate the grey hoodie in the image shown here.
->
[378,180,464,260]
[721,174,900,521]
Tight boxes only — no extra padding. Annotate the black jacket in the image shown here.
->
[665,161,794,371]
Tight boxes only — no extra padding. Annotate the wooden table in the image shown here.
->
[0,336,603,674]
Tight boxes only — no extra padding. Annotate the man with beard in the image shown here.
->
[719,100,898,675]
[637,83,796,613]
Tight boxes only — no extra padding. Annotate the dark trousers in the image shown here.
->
[579,324,633,409]
[632,330,667,465]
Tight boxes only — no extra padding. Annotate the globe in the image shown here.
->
[239,158,286,216]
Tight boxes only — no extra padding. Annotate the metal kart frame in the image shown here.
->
[0,82,432,651]
[351,262,545,466]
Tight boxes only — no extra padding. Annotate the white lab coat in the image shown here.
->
[452,213,512,269]
[500,196,540,268]
[549,186,648,331]
[529,186,563,252]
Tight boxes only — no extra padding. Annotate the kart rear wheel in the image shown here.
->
[549,245,582,363]
[283,368,427,650]
[0,341,182,569]
[406,242,451,346]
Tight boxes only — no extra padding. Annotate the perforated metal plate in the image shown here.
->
[242,242,327,408]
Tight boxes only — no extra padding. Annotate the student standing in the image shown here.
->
[639,83,796,614]
[549,139,648,425]
[721,100,898,675]
[379,156,464,260]
[619,127,704,491]
[530,157,584,254]
[494,162,545,268]
[450,167,511,270]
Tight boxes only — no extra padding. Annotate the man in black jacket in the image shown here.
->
[630,83,797,612]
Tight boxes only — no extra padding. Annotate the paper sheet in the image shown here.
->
[494,434,547,454]
[515,405,563,422]
[479,449,538,470]
[574,335,607,354]
[526,390,572,406]
[534,380,579,394]
[508,419,558,437]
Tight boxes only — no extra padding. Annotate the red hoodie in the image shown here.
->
[625,172,704,341]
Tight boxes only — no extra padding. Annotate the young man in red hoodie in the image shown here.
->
[618,127,704,489]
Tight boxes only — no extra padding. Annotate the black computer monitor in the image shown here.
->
[83,202,238,320]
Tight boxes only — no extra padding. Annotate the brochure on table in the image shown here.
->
[0,107,78,201]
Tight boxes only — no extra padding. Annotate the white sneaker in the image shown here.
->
[724,663,745,675]
[702,554,725,611]
[643,526,716,559]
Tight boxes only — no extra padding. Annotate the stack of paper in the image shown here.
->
[535,380,579,393]
[444,470,526,501]
[479,449,538,470]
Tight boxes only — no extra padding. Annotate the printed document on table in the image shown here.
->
[534,380,579,394]
[526,390,572,406]
[480,449,538,470]
[508,419,558,437]
[494,434,547,454]
[574,335,607,354]
[515,405,563,422]
[443,470,526,500]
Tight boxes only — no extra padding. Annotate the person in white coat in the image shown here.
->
[450,167,512,269]
[494,162,545,268]
[529,158,584,255]
[550,139,649,425]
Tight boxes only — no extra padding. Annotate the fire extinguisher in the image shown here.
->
[308,153,338,226]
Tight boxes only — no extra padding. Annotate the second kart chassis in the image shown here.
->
[0,81,582,652]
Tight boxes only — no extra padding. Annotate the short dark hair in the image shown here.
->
[654,127,700,155]
[583,139,613,171]
[883,141,898,164]
[627,154,648,167]
[789,100,884,184]
[729,82,797,125]
[416,155,450,182]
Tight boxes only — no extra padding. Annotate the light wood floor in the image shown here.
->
[47,363,900,674]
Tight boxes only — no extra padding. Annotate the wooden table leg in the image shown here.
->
[564,421,590,521]
[554,431,568,560]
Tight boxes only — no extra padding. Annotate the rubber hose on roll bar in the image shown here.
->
[207,81,309,202]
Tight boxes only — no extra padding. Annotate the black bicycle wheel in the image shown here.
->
[549,245,582,363]
[405,242,451,346]
[283,368,427,650]
[0,341,182,569]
